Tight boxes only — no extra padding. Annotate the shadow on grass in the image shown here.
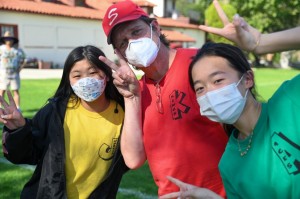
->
[0,163,33,199]
[0,161,157,199]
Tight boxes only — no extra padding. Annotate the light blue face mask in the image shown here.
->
[125,24,160,67]
[71,77,106,102]
[197,76,248,124]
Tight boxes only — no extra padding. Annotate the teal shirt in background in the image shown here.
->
[219,74,300,199]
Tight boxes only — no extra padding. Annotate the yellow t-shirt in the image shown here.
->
[64,99,124,199]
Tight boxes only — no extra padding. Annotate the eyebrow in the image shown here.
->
[209,71,226,78]
[71,66,94,73]
[115,24,144,41]
[193,71,225,85]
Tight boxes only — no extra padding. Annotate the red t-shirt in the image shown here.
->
[139,48,228,197]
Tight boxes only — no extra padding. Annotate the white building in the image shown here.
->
[0,0,205,68]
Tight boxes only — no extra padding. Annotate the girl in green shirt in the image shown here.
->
[160,42,300,199]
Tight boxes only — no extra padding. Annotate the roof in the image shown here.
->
[157,18,198,29]
[0,0,106,20]
[161,30,196,42]
[0,0,198,30]
[132,0,156,7]
[108,0,156,7]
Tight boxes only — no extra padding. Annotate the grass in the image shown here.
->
[0,163,33,199]
[20,79,59,118]
[0,68,299,198]
[254,68,299,100]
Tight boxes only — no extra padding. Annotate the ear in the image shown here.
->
[244,70,254,89]
[151,20,161,36]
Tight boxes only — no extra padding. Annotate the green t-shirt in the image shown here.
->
[219,74,300,199]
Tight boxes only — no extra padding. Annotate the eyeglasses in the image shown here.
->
[155,83,164,114]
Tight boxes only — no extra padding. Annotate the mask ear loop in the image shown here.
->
[236,75,244,87]
[236,74,249,98]
[150,23,161,51]
[150,23,153,39]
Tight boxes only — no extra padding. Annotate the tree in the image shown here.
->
[176,0,300,37]
[175,0,212,25]
[229,0,300,67]
[176,0,300,67]
[229,0,300,33]
[205,1,237,43]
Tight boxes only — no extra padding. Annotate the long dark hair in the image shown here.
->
[53,45,124,110]
[188,42,259,136]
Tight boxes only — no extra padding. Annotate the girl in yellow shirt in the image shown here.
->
[0,45,128,199]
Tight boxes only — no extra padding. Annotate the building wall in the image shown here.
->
[0,10,205,68]
[0,11,116,67]
[170,27,205,48]
[148,0,164,17]
[146,0,206,48]
[183,28,205,48]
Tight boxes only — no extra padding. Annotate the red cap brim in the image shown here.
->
[107,15,144,45]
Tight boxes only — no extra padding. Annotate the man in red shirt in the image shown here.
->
[100,1,228,197]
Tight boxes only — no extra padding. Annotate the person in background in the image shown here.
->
[0,45,128,199]
[160,42,300,199]
[99,0,228,197]
[198,0,300,55]
[0,31,26,111]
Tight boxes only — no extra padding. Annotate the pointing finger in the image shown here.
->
[198,25,223,36]
[7,90,17,107]
[114,49,131,69]
[166,176,186,187]
[0,94,9,109]
[159,192,180,199]
[99,56,119,71]
[213,0,229,25]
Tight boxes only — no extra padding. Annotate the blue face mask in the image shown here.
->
[197,76,248,124]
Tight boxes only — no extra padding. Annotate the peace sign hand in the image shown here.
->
[0,91,26,130]
[99,53,141,99]
[159,176,223,199]
[199,0,261,53]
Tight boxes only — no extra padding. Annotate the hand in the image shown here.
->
[199,0,261,52]
[0,90,26,130]
[99,53,140,99]
[159,176,223,199]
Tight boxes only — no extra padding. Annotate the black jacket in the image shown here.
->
[2,98,128,199]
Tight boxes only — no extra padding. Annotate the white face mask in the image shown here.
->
[71,77,106,102]
[197,76,248,124]
[125,24,160,67]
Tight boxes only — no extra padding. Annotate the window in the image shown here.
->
[0,24,18,38]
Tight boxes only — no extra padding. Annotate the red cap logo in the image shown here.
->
[102,0,148,44]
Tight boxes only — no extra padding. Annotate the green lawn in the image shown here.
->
[254,68,299,100]
[0,163,34,199]
[0,68,299,198]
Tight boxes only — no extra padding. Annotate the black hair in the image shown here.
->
[188,42,259,136]
[53,45,124,111]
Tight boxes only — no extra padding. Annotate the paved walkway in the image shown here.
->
[20,68,144,79]
[20,68,63,79]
